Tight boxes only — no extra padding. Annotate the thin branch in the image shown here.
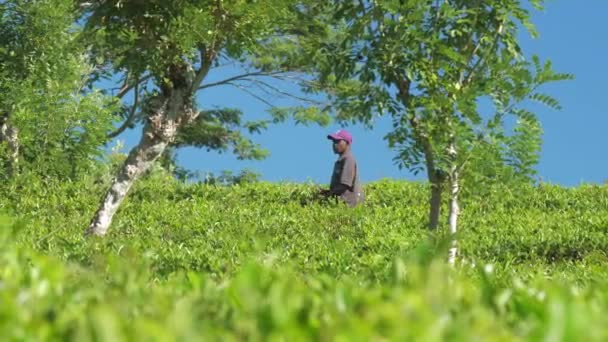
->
[245,78,325,105]
[238,79,277,97]
[462,22,504,87]
[358,0,365,11]
[115,74,152,99]
[394,74,440,181]
[500,82,542,116]
[189,0,225,91]
[452,7,487,86]
[107,81,140,139]
[227,82,276,107]
[197,71,284,90]
[270,74,317,86]
[112,73,130,97]
[458,32,484,85]
[213,60,238,70]
[191,46,215,91]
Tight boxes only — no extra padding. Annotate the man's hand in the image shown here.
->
[317,187,331,197]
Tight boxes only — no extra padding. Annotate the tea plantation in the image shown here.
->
[2,170,608,340]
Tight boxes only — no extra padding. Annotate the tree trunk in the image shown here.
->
[85,80,197,236]
[414,120,444,231]
[447,145,460,265]
[393,77,446,230]
[0,117,19,176]
[420,142,445,231]
[84,124,168,236]
[428,175,443,230]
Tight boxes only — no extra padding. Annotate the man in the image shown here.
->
[320,129,364,207]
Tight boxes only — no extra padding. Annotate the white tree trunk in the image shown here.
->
[85,126,168,236]
[447,145,460,265]
[1,119,19,175]
[85,86,197,236]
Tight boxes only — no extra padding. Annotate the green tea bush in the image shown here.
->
[1,171,608,340]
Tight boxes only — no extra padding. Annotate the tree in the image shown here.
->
[0,0,116,179]
[305,0,572,263]
[0,111,18,176]
[79,0,328,236]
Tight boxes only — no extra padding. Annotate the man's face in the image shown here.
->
[332,139,348,154]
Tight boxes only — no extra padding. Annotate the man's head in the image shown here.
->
[327,129,352,154]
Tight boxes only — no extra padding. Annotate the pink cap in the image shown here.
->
[327,129,353,145]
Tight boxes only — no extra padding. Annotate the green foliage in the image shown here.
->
[303,0,573,190]
[0,2,596,339]
[79,0,304,78]
[0,0,75,83]
[10,76,118,178]
[0,0,118,179]
[175,108,269,161]
[1,176,608,339]
[269,106,332,127]
[197,168,261,186]
[78,0,331,175]
[156,145,261,184]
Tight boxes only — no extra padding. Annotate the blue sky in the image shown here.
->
[114,1,608,186]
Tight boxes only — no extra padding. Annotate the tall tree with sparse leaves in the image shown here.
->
[79,0,329,236]
[304,0,572,263]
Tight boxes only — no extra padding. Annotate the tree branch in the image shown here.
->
[394,75,441,181]
[461,21,504,88]
[189,0,228,91]
[191,46,216,91]
[107,81,140,139]
[113,73,130,97]
[227,82,276,107]
[409,114,440,182]
[197,71,284,91]
[270,74,317,87]
[245,78,325,105]
[114,74,152,99]
[395,76,412,105]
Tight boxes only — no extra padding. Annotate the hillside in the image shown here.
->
[1,172,608,340]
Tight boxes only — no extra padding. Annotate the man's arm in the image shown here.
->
[329,183,350,195]
[319,183,348,196]
[325,157,356,196]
